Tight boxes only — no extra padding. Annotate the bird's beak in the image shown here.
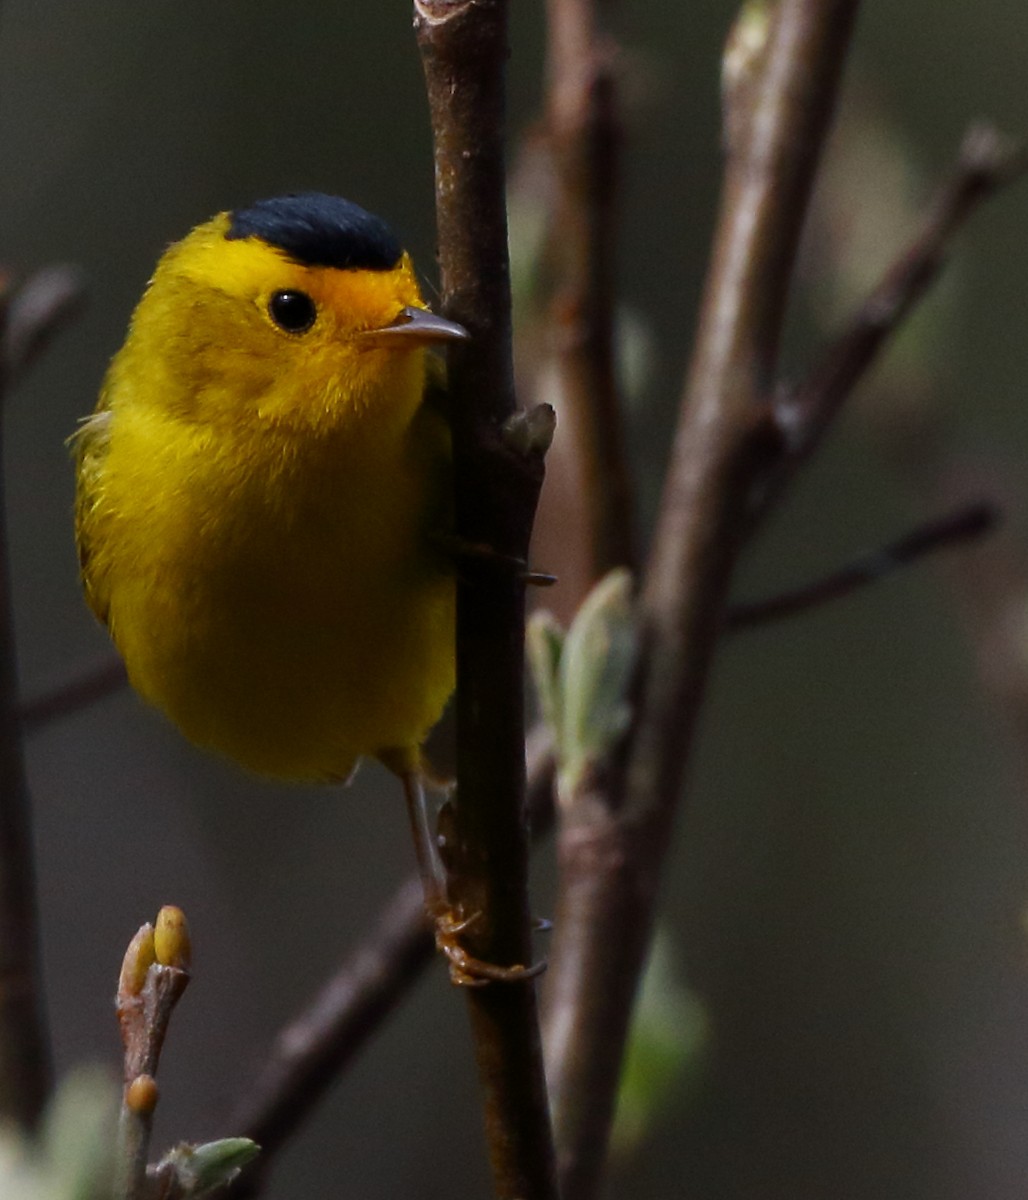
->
[360,306,469,346]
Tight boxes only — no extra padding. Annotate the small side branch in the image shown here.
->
[768,124,1025,499]
[727,500,998,631]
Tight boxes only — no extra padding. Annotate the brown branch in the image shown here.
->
[727,499,998,631]
[541,5,861,1198]
[115,907,192,1200]
[220,732,555,1199]
[544,0,634,579]
[414,4,558,1198]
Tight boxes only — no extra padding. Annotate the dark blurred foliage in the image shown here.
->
[2,3,1028,1198]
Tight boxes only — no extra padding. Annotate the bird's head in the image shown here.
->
[131,193,466,432]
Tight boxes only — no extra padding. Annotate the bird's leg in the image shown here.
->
[399,769,546,987]
[400,766,449,915]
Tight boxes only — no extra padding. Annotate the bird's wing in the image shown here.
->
[71,407,114,627]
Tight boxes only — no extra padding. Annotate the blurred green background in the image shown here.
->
[2,2,1028,1197]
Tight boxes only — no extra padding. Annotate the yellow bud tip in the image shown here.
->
[126,1073,159,1116]
[154,906,192,971]
[118,925,156,998]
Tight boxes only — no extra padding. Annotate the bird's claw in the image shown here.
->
[433,907,547,988]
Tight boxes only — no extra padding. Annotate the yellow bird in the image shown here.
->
[73,193,511,980]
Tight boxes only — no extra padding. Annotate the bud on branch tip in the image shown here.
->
[154,905,192,971]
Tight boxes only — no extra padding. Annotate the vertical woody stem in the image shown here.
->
[415,3,558,1198]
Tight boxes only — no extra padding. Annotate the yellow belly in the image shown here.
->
[88,398,454,782]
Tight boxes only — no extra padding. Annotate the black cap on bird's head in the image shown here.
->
[226,193,404,273]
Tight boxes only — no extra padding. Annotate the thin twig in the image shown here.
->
[115,907,191,1200]
[542,5,861,1198]
[762,123,1026,514]
[415,3,558,1198]
[727,500,998,631]
[544,0,634,578]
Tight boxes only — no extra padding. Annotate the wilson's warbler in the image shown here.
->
[73,193,517,981]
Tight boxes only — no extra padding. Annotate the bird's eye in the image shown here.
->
[268,290,316,334]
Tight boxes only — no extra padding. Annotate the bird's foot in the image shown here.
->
[431,905,547,988]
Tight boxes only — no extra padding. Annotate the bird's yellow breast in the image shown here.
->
[76,211,456,781]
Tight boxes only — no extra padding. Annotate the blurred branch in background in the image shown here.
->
[543,0,635,582]
[534,0,1027,1188]
[759,122,1027,524]
[536,2,648,1189]
[531,46,1023,1187]
[727,499,999,631]
[803,81,1028,852]
[0,265,83,1129]
[539,4,861,1196]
